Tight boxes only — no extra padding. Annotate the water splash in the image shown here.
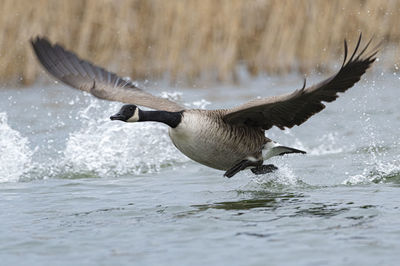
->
[61,99,188,177]
[343,142,400,185]
[245,163,307,189]
[344,159,400,185]
[0,113,34,182]
[343,99,400,185]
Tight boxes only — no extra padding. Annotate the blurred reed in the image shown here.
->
[0,0,398,85]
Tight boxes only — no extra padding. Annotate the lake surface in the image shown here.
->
[1,72,400,265]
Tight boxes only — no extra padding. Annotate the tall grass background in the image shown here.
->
[1,0,399,85]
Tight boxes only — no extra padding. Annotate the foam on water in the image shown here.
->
[0,113,34,182]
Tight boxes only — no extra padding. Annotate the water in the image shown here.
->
[1,73,400,265]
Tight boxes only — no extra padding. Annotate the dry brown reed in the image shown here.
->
[0,0,399,85]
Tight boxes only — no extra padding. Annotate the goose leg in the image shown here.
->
[251,164,278,175]
[224,160,262,178]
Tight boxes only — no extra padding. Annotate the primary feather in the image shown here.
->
[31,37,184,112]
[223,34,379,130]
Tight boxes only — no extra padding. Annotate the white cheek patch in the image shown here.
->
[127,109,139,122]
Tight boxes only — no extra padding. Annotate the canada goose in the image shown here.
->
[31,34,378,178]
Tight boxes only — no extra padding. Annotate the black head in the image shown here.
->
[110,104,138,122]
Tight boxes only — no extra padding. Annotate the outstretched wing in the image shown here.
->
[223,34,379,130]
[31,37,184,112]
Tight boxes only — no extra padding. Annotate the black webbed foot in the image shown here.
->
[224,160,262,178]
[251,164,278,175]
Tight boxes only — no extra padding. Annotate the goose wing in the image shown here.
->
[223,34,379,130]
[31,37,184,112]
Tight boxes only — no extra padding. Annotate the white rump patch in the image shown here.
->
[262,141,305,160]
[262,141,282,160]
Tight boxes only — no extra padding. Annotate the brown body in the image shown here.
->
[169,110,268,170]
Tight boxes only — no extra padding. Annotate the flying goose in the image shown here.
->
[31,34,378,178]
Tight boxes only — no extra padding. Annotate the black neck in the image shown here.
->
[138,110,183,128]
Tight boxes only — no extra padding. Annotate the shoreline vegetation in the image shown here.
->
[1,0,399,85]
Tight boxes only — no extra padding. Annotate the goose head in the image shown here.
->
[110,104,139,122]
